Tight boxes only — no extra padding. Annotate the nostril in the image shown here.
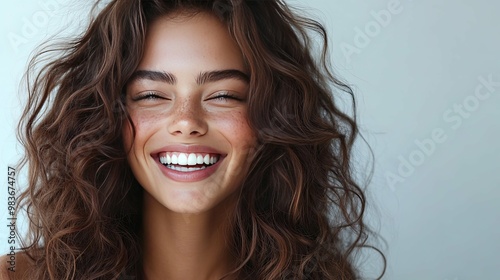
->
[167,117,208,136]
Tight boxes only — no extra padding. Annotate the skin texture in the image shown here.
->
[123,11,256,279]
[0,253,31,280]
[0,255,9,280]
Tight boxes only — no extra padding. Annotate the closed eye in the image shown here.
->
[133,91,165,101]
[208,91,243,102]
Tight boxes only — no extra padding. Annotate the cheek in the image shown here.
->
[215,110,256,148]
[123,110,166,148]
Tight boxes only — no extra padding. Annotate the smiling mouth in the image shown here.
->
[158,152,221,172]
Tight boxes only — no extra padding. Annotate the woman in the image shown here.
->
[2,0,385,279]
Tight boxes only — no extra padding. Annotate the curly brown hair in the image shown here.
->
[16,0,385,279]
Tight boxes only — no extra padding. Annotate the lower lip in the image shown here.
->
[156,156,224,182]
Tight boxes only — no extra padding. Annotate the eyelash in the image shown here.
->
[134,91,161,101]
[210,91,241,101]
[133,91,242,102]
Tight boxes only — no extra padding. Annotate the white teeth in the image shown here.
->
[159,152,220,166]
[196,154,204,164]
[177,153,188,165]
[167,165,206,172]
[159,156,165,164]
[187,153,197,165]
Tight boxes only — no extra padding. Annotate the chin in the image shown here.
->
[150,184,239,215]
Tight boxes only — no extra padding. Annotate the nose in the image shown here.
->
[167,98,208,137]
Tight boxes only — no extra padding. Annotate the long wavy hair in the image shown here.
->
[17,0,385,279]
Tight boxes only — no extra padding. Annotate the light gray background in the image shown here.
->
[1,0,499,279]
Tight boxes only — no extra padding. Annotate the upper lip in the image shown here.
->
[151,144,226,156]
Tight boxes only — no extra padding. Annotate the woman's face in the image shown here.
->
[123,11,256,214]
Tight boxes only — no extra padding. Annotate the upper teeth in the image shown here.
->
[159,152,219,166]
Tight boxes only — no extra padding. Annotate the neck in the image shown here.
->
[142,193,237,280]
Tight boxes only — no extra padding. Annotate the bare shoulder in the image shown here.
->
[0,253,33,280]
[0,254,12,280]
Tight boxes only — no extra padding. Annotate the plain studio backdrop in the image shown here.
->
[1,1,499,279]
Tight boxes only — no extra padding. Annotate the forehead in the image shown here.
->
[137,11,246,72]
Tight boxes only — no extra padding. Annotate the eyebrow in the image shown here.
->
[129,70,176,84]
[128,69,249,85]
[196,69,249,84]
